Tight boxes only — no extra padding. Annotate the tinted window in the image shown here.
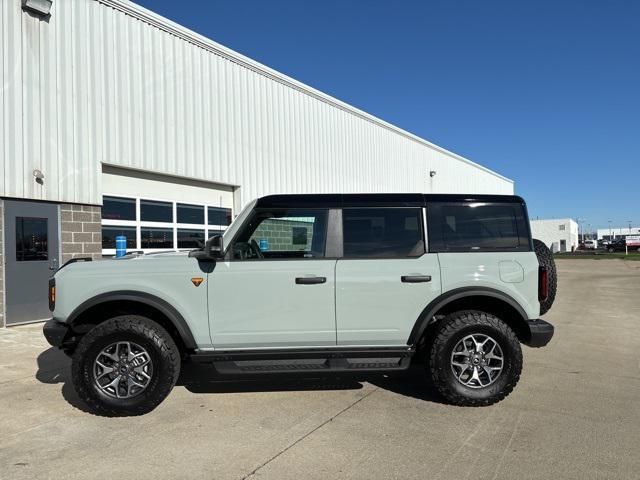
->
[232,209,328,259]
[16,217,48,261]
[177,203,204,224]
[102,196,136,221]
[140,200,173,223]
[208,207,232,226]
[428,203,530,252]
[102,226,137,249]
[141,227,173,249]
[343,208,424,258]
[177,229,205,249]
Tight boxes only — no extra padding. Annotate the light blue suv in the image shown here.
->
[44,194,555,415]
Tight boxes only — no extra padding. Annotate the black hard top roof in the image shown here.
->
[255,193,526,209]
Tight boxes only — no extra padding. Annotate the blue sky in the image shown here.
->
[133,0,639,231]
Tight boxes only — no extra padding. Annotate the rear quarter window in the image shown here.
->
[427,202,531,252]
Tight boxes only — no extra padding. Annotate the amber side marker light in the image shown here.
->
[191,277,204,287]
[48,278,56,311]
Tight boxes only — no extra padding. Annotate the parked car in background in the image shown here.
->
[606,239,627,252]
[584,239,598,250]
[606,237,640,253]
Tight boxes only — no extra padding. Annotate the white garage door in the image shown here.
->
[101,166,236,255]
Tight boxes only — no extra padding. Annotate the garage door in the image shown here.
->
[101,166,235,255]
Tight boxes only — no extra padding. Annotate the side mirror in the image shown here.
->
[189,234,223,261]
[208,234,223,255]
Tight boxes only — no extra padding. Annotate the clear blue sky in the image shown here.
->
[134,0,639,231]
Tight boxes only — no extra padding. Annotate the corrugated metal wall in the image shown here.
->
[0,0,513,208]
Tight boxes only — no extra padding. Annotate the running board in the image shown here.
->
[191,348,414,374]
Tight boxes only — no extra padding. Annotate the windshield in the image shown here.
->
[222,199,257,246]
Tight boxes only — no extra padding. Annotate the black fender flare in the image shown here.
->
[66,290,197,349]
[407,287,529,345]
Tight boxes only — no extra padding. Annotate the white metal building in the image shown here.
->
[530,219,579,253]
[0,0,513,326]
[596,227,640,241]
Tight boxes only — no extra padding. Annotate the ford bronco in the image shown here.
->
[44,194,555,415]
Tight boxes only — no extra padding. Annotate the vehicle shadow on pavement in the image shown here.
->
[34,347,94,414]
[178,361,445,404]
[35,348,445,412]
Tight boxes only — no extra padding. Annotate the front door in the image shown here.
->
[208,208,336,349]
[4,200,59,325]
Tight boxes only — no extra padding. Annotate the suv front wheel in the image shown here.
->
[71,315,181,416]
[428,310,522,406]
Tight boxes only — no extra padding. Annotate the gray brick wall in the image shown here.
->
[0,200,4,328]
[60,204,102,264]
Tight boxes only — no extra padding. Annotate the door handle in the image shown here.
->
[401,275,431,283]
[295,276,327,285]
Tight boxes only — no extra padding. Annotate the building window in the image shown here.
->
[559,225,566,231]
[177,228,205,249]
[102,226,137,250]
[101,194,232,255]
[141,227,173,249]
[140,199,173,223]
[208,206,232,226]
[343,208,424,258]
[102,196,136,221]
[15,217,48,261]
[177,203,204,225]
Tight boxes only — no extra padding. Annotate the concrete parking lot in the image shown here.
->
[1,259,639,480]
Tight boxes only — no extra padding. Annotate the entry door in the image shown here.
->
[4,200,59,325]
[208,208,336,349]
[335,207,441,346]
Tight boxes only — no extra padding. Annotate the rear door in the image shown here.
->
[335,207,441,346]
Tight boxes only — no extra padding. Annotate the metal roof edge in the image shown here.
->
[96,0,513,184]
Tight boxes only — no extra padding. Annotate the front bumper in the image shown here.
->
[524,319,554,347]
[43,319,70,348]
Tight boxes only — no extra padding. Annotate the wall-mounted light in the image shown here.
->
[429,170,437,178]
[33,169,44,185]
[22,0,53,17]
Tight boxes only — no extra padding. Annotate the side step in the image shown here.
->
[191,347,414,374]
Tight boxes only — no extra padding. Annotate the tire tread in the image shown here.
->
[429,310,522,407]
[71,316,180,416]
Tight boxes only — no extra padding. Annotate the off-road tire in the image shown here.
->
[429,310,522,406]
[72,315,180,416]
[533,238,557,315]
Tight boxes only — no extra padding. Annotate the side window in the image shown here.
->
[427,202,530,252]
[231,209,328,260]
[342,208,424,258]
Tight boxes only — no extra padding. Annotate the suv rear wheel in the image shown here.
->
[428,310,522,406]
[71,315,181,416]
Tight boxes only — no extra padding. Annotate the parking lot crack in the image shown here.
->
[239,387,379,480]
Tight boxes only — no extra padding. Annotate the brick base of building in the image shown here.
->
[60,203,102,264]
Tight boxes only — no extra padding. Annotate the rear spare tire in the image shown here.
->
[533,238,557,315]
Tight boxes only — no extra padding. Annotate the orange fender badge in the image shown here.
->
[191,277,204,287]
